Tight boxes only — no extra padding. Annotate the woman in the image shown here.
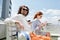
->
[10,5,31,32]
[32,11,50,36]
[4,5,31,40]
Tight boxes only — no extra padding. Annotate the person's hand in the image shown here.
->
[41,23,45,26]
[41,21,47,27]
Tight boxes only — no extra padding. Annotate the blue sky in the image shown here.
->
[11,0,60,23]
[0,0,2,17]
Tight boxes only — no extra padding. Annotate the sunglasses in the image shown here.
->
[22,8,28,11]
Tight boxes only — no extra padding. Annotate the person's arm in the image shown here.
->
[11,14,32,32]
[31,21,37,31]
[15,21,24,30]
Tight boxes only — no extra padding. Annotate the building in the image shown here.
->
[1,0,12,19]
[0,0,12,39]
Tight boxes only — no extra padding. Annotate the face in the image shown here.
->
[37,15,42,19]
[21,7,28,16]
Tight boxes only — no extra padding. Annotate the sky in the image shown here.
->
[11,0,60,23]
[0,0,2,17]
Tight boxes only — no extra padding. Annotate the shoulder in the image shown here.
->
[32,20,38,24]
[34,20,40,22]
[11,14,24,19]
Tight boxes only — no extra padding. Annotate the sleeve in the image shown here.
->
[37,20,41,26]
[31,21,37,31]
[11,14,32,32]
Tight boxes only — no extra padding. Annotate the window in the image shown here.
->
[9,6,11,9]
[10,0,12,5]
[9,11,11,17]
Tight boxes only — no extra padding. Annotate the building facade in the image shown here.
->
[1,0,12,19]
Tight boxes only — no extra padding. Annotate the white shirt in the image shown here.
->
[10,14,32,32]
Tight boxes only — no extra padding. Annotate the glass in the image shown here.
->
[22,8,28,11]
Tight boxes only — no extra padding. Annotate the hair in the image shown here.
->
[34,11,43,19]
[17,5,29,16]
